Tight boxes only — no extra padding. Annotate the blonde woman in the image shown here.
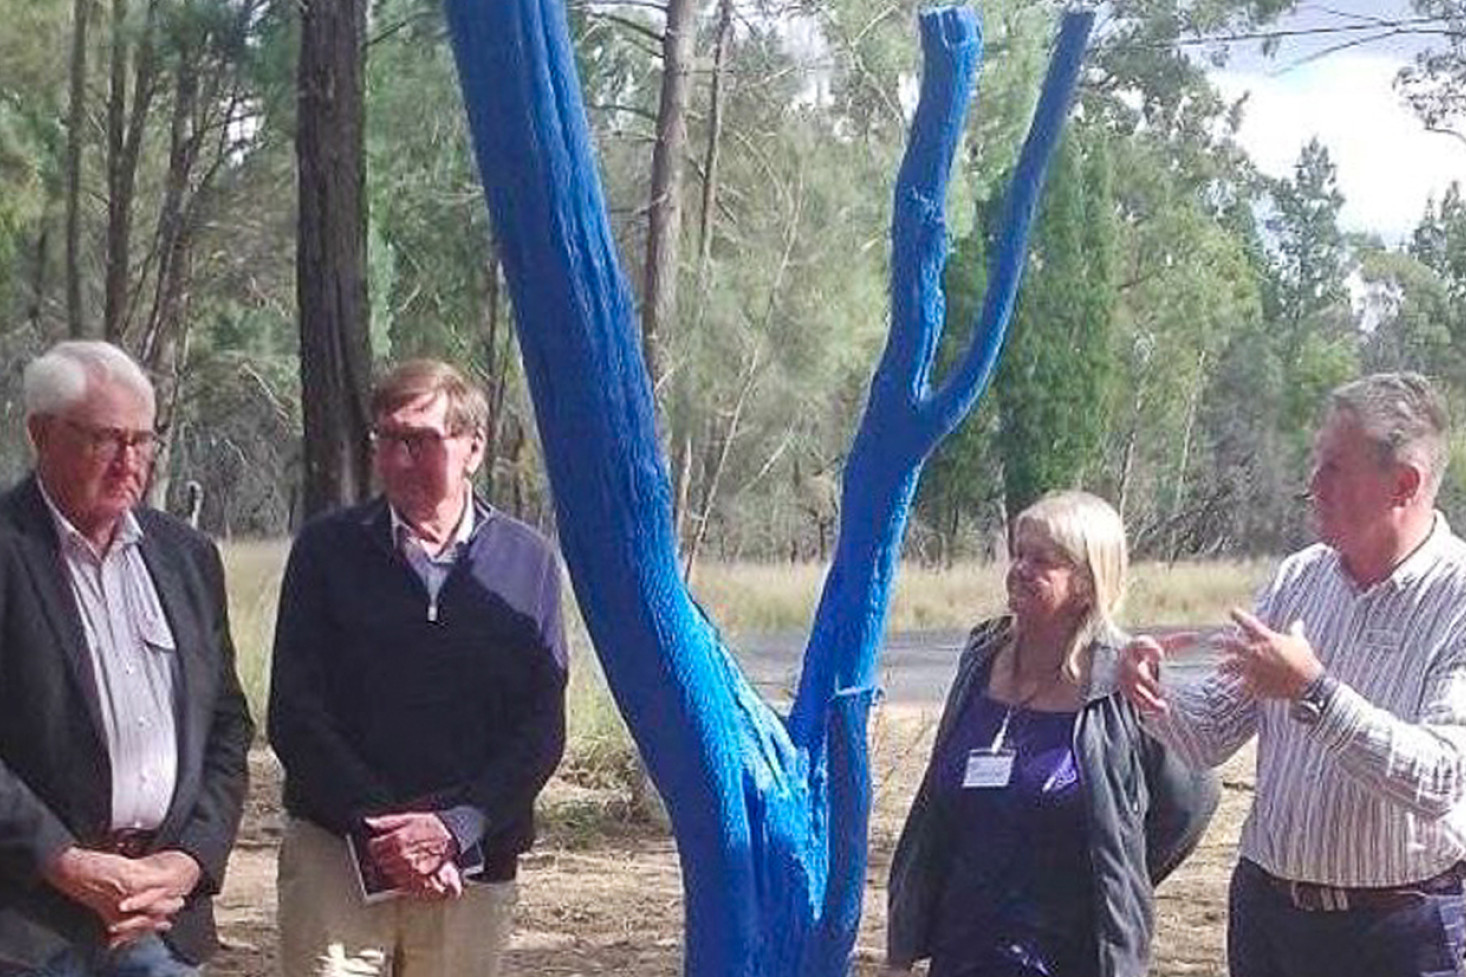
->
[887,490,1218,977]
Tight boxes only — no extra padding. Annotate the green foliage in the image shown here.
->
[0,0,68,324]
[1399,0,1466,135]
[366,0,494,364]
[995,130,1118,516]
[1412,181,1466,313]
[4,0,1461,561]
[1263,140,1357,444]
[917,199,1004,562]
[1265,140,1349,337]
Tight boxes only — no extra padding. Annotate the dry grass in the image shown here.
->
[689,557,1274,635]
[1126,559,1275,627]
[219,540,1275,723]
[217,539,1273,849]
[219,539,289,713]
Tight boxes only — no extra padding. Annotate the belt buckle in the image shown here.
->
[104,829,154,858]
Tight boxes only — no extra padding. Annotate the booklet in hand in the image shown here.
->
[348,830,487,904]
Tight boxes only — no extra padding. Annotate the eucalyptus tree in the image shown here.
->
[916,0,1297,557]
[0,0,68,335]
[445,2,1091,975]
[297,0,373,516]
[1413,181,1466,311]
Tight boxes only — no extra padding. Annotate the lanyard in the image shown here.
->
[989,642,1065,752]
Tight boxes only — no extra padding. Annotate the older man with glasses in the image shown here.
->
[0,341,254,976]
[268,359,567,977]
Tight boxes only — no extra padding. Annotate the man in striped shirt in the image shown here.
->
[1122,372,1466,977]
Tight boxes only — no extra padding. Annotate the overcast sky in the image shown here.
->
[1206,0,1463,244]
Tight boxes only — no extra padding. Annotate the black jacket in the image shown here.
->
[887,617,1219,977]
[267,495,567,879]
[0,477,254,967]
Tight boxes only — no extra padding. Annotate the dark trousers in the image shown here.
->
[1229,859,1466,977]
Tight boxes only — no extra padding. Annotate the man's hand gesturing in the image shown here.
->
[1120,632,1200,718]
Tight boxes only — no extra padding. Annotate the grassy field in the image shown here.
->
[221,538,1273,727]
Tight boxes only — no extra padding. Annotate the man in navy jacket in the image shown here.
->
[269,360,567,977]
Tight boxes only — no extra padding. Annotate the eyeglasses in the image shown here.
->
[370,427,469,460]
[58,419,160,461]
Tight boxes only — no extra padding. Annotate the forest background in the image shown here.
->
[1,0,1464,570]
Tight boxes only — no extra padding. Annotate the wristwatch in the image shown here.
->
[1289,672,1338,725]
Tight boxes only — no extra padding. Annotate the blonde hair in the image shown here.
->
[1011,489,1129,682]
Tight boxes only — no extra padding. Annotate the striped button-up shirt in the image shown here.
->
[40,486,179,831]
[1148,514,1466,887]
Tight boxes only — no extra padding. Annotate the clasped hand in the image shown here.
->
[363,812,463,901]
[44,847,200,948]
[1119,609,1324,716]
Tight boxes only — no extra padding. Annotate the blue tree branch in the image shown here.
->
[787,8,983,750]
[445,1,1091,972]
[928,11,1094,431]
[886,10,984,405]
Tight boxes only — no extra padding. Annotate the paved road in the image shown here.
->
[731,629,1220,707]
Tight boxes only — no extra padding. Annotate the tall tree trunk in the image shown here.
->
[145,328,185,511]
[672,0,731,556]
[1168,348,1207,561]
[447,0,1091,969]
[28,218,51,334]
[481,253,506,500]
[296,0,373,519]
[1115,381,1146,520]
[104,0,159,342]
[65,0,91,338]
[695,0,732,280]
[683,348,758,581]
[640,0,695,415]
[142,43,197,357]
[105,0,126,336]
[139,45,198,509]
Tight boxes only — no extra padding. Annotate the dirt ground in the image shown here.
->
[210,709,1255,976]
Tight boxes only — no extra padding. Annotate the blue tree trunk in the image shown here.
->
[444,3,1091,974]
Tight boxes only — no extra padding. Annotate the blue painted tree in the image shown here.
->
[444,2,1091,974]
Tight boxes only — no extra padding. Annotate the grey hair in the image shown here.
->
[1329,372,1449,493]
[23,341,155,418]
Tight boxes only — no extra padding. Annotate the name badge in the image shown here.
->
[963,748,1015,789]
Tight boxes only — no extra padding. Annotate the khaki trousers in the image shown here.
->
[277,818,517,977]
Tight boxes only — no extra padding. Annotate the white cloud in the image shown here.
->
[1213,54,1464,244]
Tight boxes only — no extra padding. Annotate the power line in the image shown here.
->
[1157,16,1461,49]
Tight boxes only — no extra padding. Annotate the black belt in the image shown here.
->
[98,828,157,858]
[1247,858,1465,912]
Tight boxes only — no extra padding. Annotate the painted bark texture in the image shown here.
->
[445,2,1092,974]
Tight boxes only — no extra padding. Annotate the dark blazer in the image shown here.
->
[0,476,254,968]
